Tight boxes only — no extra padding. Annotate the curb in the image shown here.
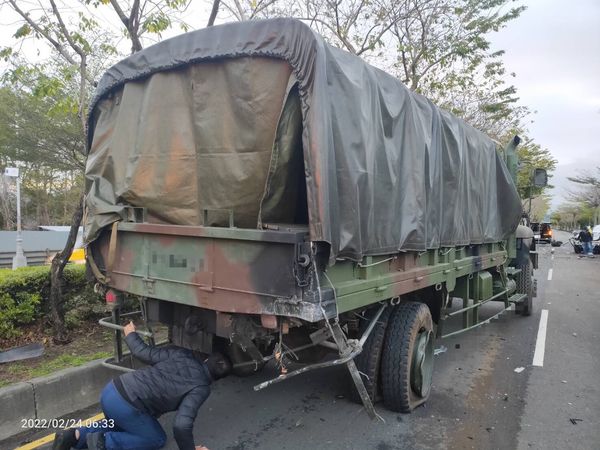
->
[0,359,119,442]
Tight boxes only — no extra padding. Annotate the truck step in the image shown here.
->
[508,293,527,304]
[505,267,522,277]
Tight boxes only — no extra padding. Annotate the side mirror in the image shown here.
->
[532,168,548,187]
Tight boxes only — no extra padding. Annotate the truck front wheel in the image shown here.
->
[381,301,434,413]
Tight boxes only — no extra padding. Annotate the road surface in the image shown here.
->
[7,230,600,450]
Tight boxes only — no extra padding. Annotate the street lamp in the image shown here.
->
[4,167,27,269]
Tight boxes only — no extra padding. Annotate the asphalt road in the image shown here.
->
[9,230,600,450]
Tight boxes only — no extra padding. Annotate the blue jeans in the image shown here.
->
[75,381,166,450]
[583,241,593,255]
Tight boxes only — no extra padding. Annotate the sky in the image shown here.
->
[490,0,600,210]
[1,0,599,212]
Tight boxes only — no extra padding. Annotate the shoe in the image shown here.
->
[86,432,106,450]
[52,429,77,450]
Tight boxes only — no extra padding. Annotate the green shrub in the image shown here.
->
[0,266,50,300]
[0,264,102,339]
[0,292,40,338]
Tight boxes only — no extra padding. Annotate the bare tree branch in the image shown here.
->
[109,0,143,52]
[232,0,247,20]
[249,0,279,19]
[7,1,76,68]
[48,0,89,130]
[207,0,221,26]
[49,0,83,57]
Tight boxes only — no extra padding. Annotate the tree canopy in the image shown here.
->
[0,0,204,231]
[567,168,600,225]
[0,0,212,343]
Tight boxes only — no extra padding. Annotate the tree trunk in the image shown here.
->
[49,192,84,344]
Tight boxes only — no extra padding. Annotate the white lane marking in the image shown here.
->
[547,268,553,281]
[533,309,549,367]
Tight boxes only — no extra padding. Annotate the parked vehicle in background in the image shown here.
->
[593,225,600,241]
[530,222,552,243]
[539,223,553,243]
[531,222,541,241]
[592,225,600,254]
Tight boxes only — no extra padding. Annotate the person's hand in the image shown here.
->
[195,446,210,450]
[123,321,136,336]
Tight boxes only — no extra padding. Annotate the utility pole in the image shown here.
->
[5,167,27,269]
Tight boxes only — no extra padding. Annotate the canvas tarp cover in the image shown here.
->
[85,18,522,264]
[86,57,295,231]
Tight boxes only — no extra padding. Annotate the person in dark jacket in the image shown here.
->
[52,321,231,450]
[578,226,594,257]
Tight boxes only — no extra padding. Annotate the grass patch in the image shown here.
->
[0,351,110,387]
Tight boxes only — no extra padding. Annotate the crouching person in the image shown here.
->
[52,321,231,450]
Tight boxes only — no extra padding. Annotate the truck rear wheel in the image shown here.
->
[381,301,434,413]
[349,306,390,403]
[515,261,533,316]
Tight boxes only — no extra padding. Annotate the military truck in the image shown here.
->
[87,19,544,417]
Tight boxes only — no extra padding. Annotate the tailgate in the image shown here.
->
[88,222,324,318]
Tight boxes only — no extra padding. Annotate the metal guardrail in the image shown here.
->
[0,251,51,268]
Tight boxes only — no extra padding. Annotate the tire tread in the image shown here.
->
[381,301,432,413]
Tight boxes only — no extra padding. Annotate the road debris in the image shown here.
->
[514,367,525,373]
[434,345,448,355]
[569,418,583,425]
[0,342,44,363]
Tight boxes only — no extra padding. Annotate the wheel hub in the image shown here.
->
[411,329,434,398]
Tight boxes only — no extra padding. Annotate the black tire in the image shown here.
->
[349,306,391,403]
[381,302,434,413]
[515,261,533,316]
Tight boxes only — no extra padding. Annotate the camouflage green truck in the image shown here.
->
[86,19,543,417]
